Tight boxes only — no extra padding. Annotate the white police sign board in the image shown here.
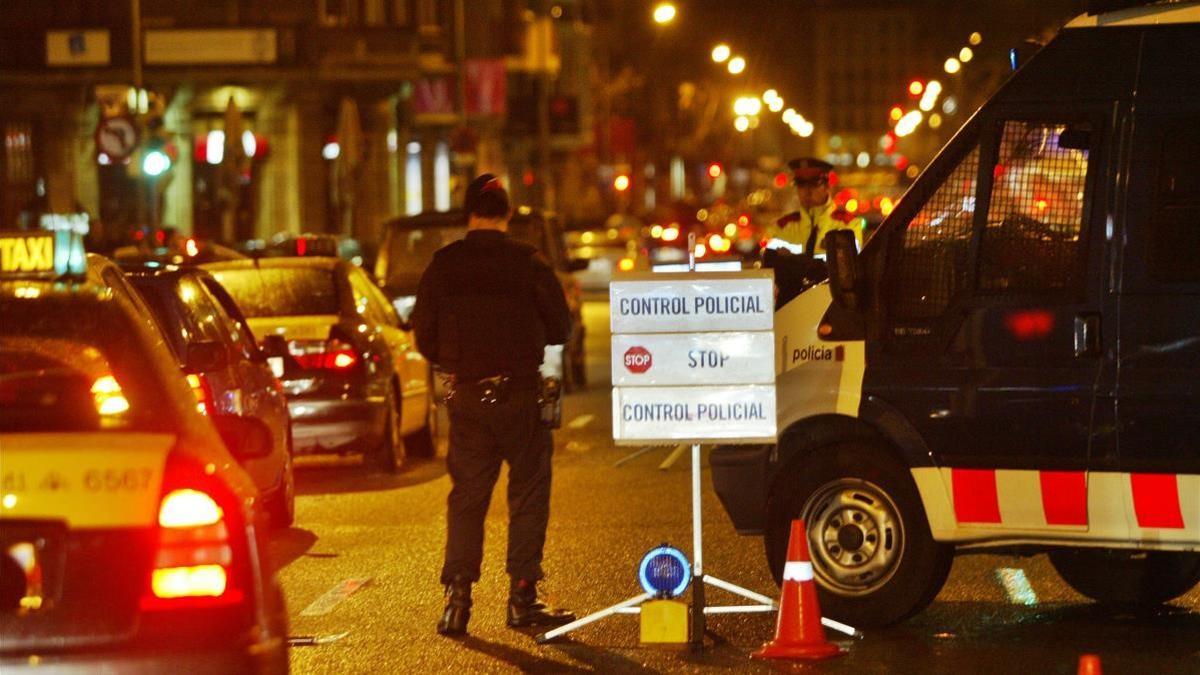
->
[610,271,775,445]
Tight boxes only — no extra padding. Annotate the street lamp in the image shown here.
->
[652,2,677,25]
[727,56,746,75]
[711,44,731,63]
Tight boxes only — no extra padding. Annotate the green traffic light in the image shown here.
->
[143,149,171,177]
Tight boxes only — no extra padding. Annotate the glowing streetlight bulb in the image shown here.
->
[727,56,746,75]
[711,44,731,63]
[944,57,961,74]
[959,46,974,63]
[734,116,750,132]
[652,3,676,25]
[969,31,983,46]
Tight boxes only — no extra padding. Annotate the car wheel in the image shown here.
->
[266,453,295,528]
[404,386,437,459]
[1049,549,1200,606]
[764,441,953,627]
[366,385,404,473]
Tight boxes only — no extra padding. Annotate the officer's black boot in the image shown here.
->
[506,578,575,628]
[437,576,472,636]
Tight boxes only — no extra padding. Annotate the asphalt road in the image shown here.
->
[272,300,1200,674]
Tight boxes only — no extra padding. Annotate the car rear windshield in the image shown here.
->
[0,297,171,433]
[210,268,340,318]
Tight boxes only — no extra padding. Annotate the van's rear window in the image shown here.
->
[211,268,340,318]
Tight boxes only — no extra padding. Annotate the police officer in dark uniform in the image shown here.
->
[413,174,576,636]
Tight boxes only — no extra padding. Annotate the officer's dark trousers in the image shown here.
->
[441,383,553,585]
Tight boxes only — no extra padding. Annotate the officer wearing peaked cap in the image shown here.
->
[412,174,575,637]
[767,158,861,256]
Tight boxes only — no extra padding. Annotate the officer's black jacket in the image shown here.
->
[412,229,571,379]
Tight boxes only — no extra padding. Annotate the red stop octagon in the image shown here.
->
[624,346,652,374]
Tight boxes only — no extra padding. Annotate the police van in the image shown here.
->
[710,3,1200,627]
[0,231,288,672]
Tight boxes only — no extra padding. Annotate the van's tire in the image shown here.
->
[764,441,953,627]
[1049,549,1200,606]
[366,386,404,473]
[404,389,437,459]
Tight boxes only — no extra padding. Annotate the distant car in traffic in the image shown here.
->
[124,265,296,527]
[376,207,589,389]
[203,257,434,470]
[565,229,640,291]
[0,231,288,673]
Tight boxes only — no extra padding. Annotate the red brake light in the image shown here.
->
[186,373,213,415]
[290,338,359,371]
[141,459,244,611]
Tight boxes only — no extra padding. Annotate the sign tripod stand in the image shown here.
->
[537,235,858,647]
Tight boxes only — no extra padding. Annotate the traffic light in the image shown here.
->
[707,162,723,179]
[908,80,924,97]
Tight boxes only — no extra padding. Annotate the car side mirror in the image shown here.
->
[567,258,590,273]
[213,414,273,459]
[186,340,227,373]
[824,230,861,312]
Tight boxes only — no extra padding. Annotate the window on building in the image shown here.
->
[978,120,1091,294]
[1148,116,1200,283]
[890,144,980,320]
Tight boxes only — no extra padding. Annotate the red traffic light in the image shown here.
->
[707,162,723,179]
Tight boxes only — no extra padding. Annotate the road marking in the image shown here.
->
[658,444,687,471]
[994,567,1038,606]
[300,577,372,617]
[566,414,595,430]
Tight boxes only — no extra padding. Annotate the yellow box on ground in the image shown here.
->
[639,599,689,646]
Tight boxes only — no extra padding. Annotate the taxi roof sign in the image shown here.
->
[0,230,86,279]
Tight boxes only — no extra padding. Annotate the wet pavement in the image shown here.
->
[271,300,1200,674]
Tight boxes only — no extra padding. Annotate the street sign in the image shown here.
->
[610,272,773,334]
[95,116,139,160]
[612,332,775,386]
[612,385,777,444]
[610,270,775,445]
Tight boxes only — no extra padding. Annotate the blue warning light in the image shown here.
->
[638,544,692,598]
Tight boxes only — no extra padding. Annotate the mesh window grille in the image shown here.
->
[892,146,980,320]
[979,121,1090,293]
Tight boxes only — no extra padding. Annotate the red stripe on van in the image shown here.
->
[1130,473,1185,529]
[1039,471,1088,526]
[951,469,1002,524]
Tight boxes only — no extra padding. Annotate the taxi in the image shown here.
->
[0,231,288,673]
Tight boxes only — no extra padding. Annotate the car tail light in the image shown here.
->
[185,373,213,415]
[289,338,359,372]
[141,461,245,611]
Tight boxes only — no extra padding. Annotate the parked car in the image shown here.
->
[203,257,435,470]
[124,265,296,527]
[0,231,288,673]
[376,207,588,389]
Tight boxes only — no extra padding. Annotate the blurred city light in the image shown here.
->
[942,96,958,115]
[798,121,814,137]
[944,57,961,74]
[889,105,904,122]
[969,31,983,46]
[613,174,631,191]
[782,108,797,123]
[711,44,731,63]
[652,3,677,25]
[762,89,779,103]
[728,56,746,75]
[650,224,664,238]
[322,141,341,160]
[734,116,750,132]
[724,223,737,237]
[142,149,171,177]
[895,110,923,137]
[908,80,924,97]
[707,162,723,179]
[880,197,895,216]
[959,46,974,63]
[767,97,784,113]
[662,226,680,242]
[929,113,943,129]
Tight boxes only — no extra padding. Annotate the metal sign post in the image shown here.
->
[540,264,863,647]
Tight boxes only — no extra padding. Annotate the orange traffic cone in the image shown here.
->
[752,519,845,660]
[1078,654,1102,675]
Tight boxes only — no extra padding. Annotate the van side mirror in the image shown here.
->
[186,340,227,373]
[213,415,273,459]
[825,230,861,312]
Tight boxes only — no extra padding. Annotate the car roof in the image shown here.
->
[200,256,345,272]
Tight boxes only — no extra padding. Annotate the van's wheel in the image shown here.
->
[366,385,404,473]
[1049,549,1200,606]
[403,387,437,459]
[764,441,953,627]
